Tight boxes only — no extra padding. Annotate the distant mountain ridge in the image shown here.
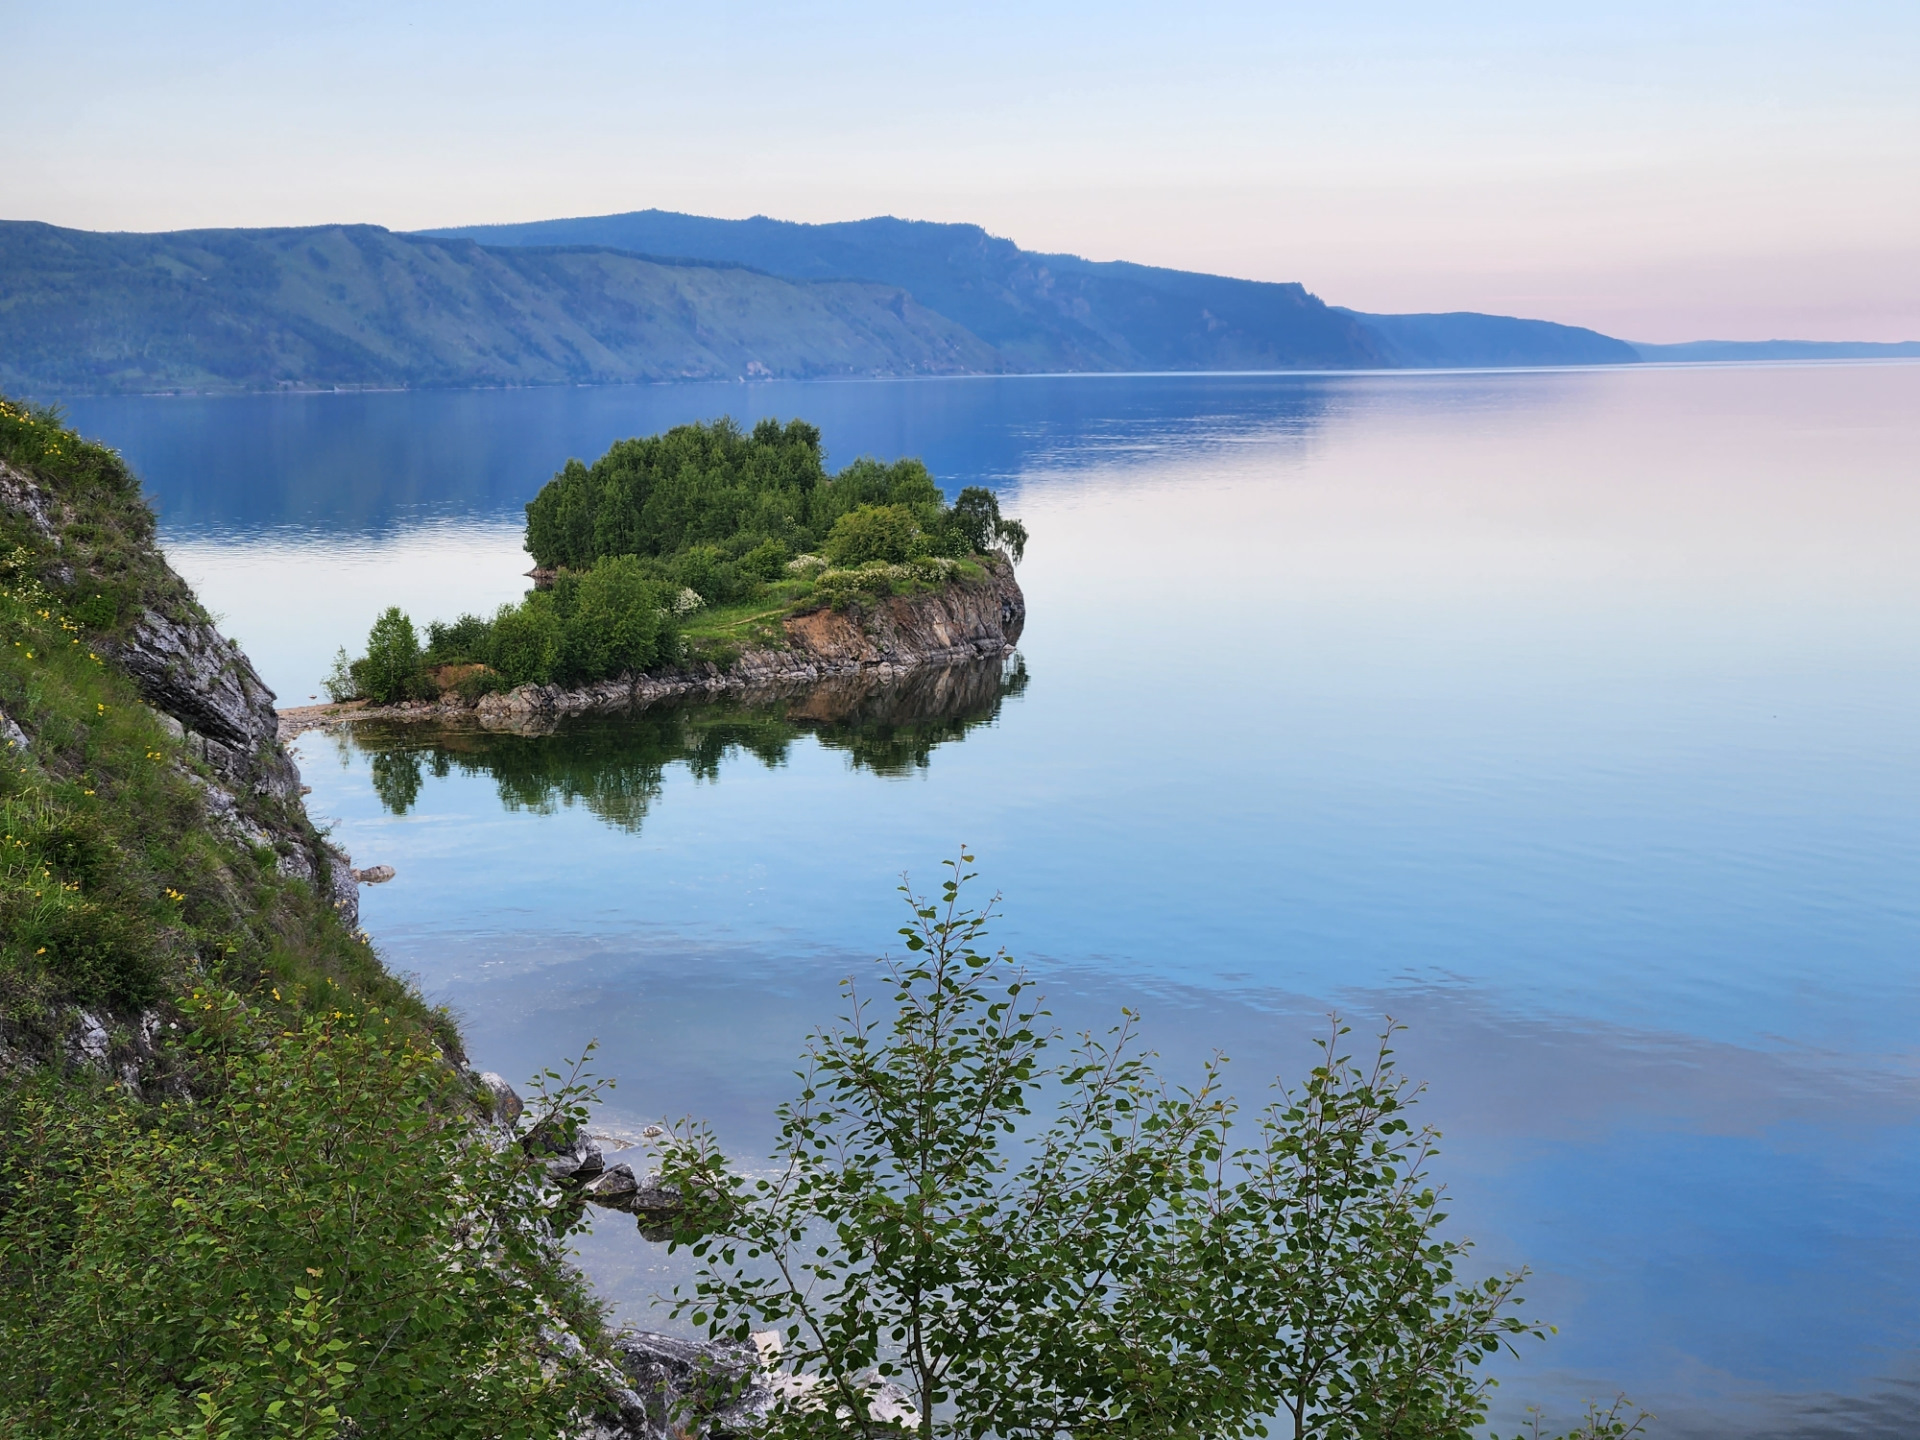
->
[424,209,1640,373]
[11,208,1902,397]
[0,221,996,395]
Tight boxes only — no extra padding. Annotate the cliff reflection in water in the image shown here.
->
[343,654,1028,831]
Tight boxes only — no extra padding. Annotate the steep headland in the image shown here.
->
[428,209,1645,373]
[0,396,743,1437]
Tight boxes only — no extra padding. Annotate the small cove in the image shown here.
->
[63,363,1920,1439]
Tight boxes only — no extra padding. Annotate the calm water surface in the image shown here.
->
[64,366,1920,1438]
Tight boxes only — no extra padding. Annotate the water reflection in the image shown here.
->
[58,373,1357,536]
[343,654,1029,830]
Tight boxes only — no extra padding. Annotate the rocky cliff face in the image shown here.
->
[777,558,1024,669]
[0,459,358,929]
[484,558,1025,726]
[108,605,301,805]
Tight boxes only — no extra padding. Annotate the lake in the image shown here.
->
[64,364,1920,1439]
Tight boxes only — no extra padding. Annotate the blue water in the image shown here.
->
[63,365,1920,1438]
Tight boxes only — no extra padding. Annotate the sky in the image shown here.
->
[3,1,1916,342]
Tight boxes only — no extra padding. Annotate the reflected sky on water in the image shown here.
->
[62,364,1920,1438]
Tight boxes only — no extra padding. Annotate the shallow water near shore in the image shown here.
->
[63,364,1920,1438]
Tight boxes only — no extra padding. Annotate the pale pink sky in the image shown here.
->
[6,2,1916,341]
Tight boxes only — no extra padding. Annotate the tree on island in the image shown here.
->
[329,418,1029,701]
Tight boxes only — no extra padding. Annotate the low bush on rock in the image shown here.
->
[329,557,681,700]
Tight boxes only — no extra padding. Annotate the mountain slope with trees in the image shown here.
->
[0,211,1657,395]
[0,221,998,395]
[427,209,1640,371]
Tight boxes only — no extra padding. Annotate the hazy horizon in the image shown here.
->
[7,3,1917,343]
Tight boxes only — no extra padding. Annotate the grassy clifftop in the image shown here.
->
[0,396,403,1042]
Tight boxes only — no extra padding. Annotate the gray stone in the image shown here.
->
[0,704,28,756]
[70,1009,111,1068]
[475,1071,523,1127]
[325,845,360,930]
[583,1163,639,1203]
[350,864,396,884]
[609,1329,776,1440]
[0,461,59,542]
[542,1133,606,1182]
[105,599,300,805]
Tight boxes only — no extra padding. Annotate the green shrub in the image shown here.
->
[489,597,563,688]
[947,484,1029,563]
[666,544,745,607]
[350,607,432,704]
[823,504,922,566]
[556,555,676,682]
[322,647,358,703]
[0,993,604,1438]
[740,537,789,581]
[424,614,494,666]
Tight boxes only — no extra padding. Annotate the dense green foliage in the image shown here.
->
[328,558,682,700]
[354,607,435,704]
[0,994,605,1439]
[658,858,1637,1440]
[523,418,1021,574]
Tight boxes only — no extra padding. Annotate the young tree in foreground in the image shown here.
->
[658,855,1618,1440]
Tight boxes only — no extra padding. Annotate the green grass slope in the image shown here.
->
[0,398,619,1436]
[0,222,1000,395]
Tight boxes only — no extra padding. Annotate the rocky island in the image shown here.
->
[287,417,1028,740]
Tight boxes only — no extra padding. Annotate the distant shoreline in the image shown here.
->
[32,352,1920,405]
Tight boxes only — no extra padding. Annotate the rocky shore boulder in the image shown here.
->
[605,1331,777,1440]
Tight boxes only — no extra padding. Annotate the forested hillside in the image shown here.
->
[0,211,1648,396]
[0,222,997,395]
[429,209,1640,371]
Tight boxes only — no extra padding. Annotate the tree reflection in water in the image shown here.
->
[344,654,1028,832]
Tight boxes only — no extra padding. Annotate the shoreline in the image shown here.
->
[279,563,1026,742]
